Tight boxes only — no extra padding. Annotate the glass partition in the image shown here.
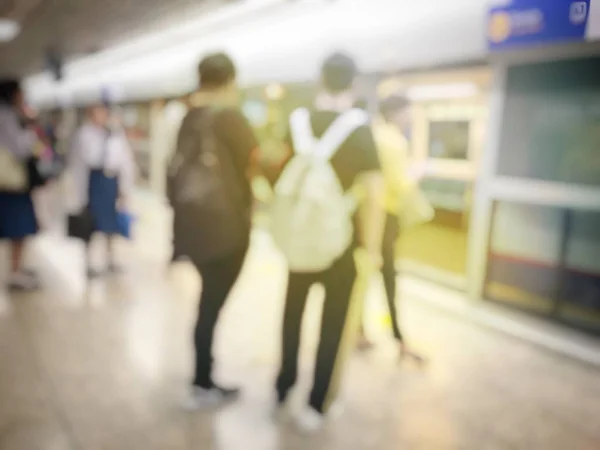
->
[428,120,470,160]
[381,66,491,285]
[485,201,600,335]
[497,58,600,187]
[400,178,472,277]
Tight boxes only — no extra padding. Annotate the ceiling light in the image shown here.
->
[0,19,21,42]
[265,83,284,100]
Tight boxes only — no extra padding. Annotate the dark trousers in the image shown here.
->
[382,213,403,341]
[191,244,248,388]
[276,246,357,414]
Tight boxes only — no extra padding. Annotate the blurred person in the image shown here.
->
[272,53,385,432]
[355,96,426,363]
[43,111,61,155]
[0,79,40,290]
[167,53,259,409]
[29,111,66,234]
[69,105,135,277]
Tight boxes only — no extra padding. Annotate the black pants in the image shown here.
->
[382,213,403,342]
[191,244,248,388]
[276,246,357,414]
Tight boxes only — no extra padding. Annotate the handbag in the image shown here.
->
[27,134,65,190]
[0,147,28,192]
[116,210,134,239]
[399,184,435,229]
[67,207,95,242]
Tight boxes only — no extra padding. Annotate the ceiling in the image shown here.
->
[0,0,232,77]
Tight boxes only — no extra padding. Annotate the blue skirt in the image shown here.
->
[0,192,39,239]
[88,169,120,235]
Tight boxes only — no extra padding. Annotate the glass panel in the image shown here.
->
[497,58,600,187]
[485,201,562,315]
[485,200,600,335]
[399,178,471,276]
[428,120,470,160]
[560,210,600,331]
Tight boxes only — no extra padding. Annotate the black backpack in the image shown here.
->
[167,107,250,263]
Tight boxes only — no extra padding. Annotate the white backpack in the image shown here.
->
[270,107,368,272]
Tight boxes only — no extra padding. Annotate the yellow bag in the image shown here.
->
[399,184,435,229]
[0,147,28,192]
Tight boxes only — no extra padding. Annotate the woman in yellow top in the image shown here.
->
[357,96,425,362]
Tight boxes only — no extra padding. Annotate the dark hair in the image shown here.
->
[321,52,356,93]
[0,79,21,105]
[380,95,410,120]
[198,52,237,89]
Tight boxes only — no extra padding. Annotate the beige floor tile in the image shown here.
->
[1,205,599,450]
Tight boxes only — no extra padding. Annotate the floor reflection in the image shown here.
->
[0,219,599,450]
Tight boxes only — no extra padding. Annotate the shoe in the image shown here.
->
[183,383,240,411]
[108,263,124,274]
[170,252,189,264]
[294,406,325,433]
[328,400,345,420]
[22,268,38,278]
[356,335,374,352]
[86,268,105,279]
[399,342,427,366]
[22,269,41,287]
[8,271,40,291]
[273,394,293,423]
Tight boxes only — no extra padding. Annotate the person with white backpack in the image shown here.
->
[270,53,385,431]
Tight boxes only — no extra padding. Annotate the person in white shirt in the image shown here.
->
[69,105,135,277]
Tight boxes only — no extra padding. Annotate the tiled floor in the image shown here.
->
[1,204,599,449]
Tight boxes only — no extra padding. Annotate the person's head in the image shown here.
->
[0,78,24,110]
[197,52,238,103]
[380,95,411,129]
[87,105,110,127]
[321,52,357,96]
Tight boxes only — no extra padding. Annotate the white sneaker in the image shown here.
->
[182,384,240,412]
[328,401,345,420]
[273,396,293,423]
[294,406,325,433]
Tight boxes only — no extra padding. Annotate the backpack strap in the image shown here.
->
[315,109,368,161]
[289,108,315,155]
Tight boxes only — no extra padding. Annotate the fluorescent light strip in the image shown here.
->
[26,0,486,106]
[0,19,21,42]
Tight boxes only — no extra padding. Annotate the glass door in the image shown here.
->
[399,101,487,287]
[379,66,492,288]
[478,57,600,335]
[484,190,600,335]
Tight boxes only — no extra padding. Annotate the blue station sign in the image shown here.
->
[488,0,596,50]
